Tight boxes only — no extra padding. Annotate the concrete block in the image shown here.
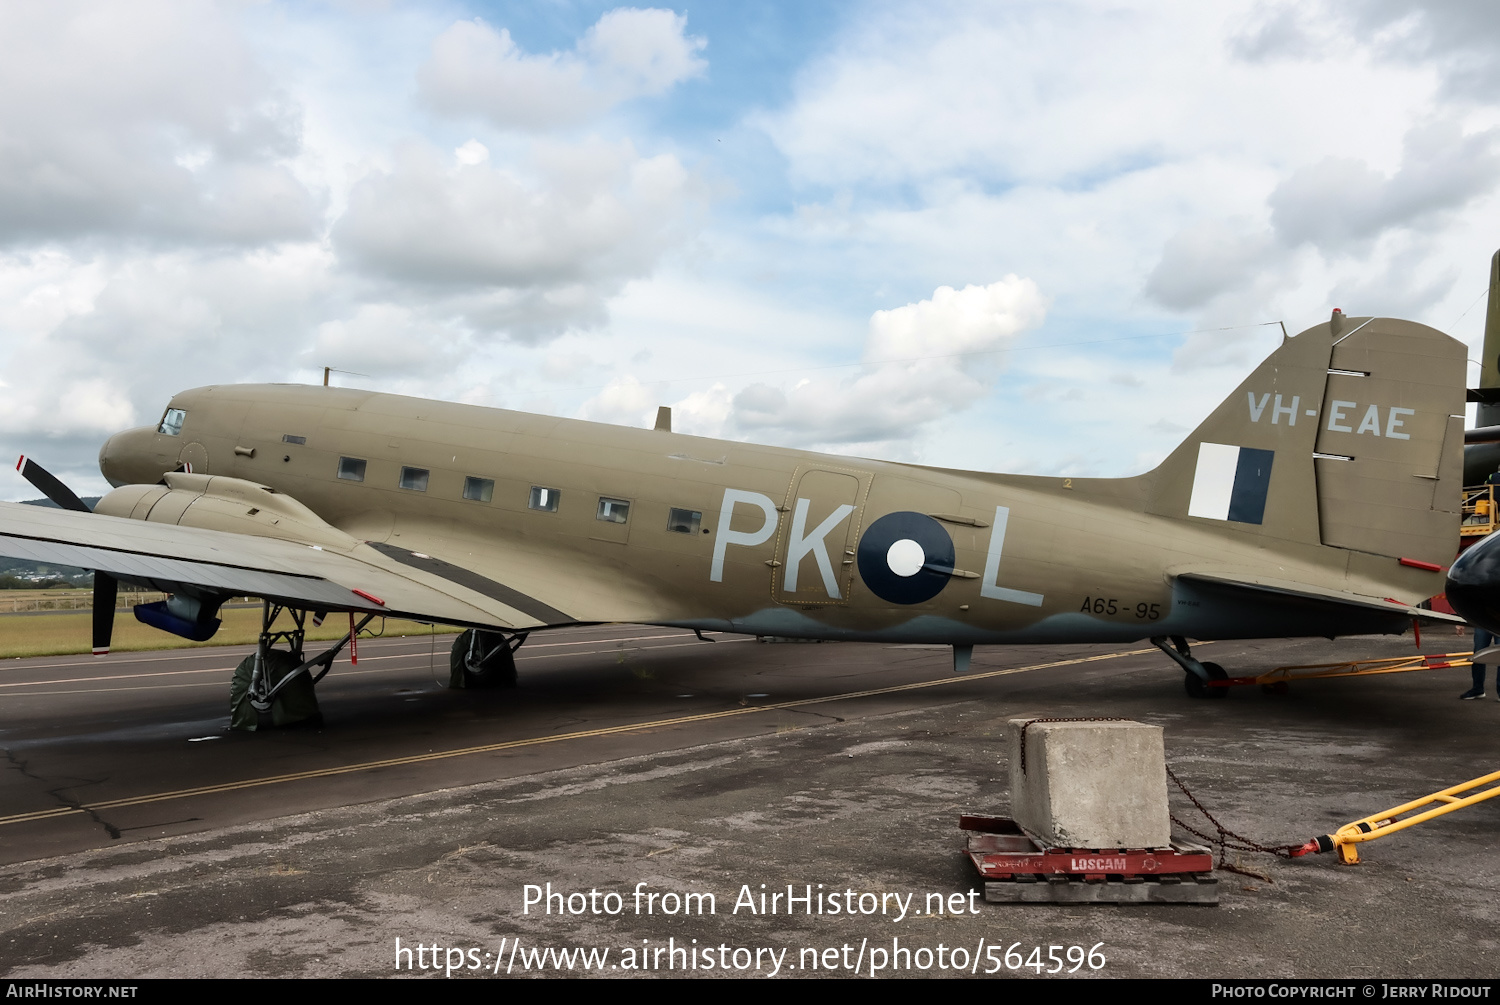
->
[1007,718,1170,849]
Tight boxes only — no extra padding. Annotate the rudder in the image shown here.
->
[1312,317,1464,566]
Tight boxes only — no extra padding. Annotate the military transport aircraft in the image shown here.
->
[0,310,1469,724]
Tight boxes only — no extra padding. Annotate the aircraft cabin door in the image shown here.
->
[772,466,871,606]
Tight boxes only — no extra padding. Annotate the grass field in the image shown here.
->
[0,605,449,659]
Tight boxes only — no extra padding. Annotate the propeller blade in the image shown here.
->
[17,456,115,656]
[15,462,112,657]
[15,455,91,512]
[92,572,117,657]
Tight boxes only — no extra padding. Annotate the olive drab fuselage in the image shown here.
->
[96,313,1458,647]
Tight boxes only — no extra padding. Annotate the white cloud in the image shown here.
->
[1269,121,1500,251]
[582,8,709,96]
[1145,120,1498,320]
[454,140,489,166]
[0,249,110,341]
[1229,3,1331,61]
[57,379,137,435]
[0,2,320,246]
[1238,2,1500,99]
[0,244,334,493]
[309,303,468,377]
[757,4,1243,189]
[865,277,1047,362]
[332,138,701,338]
[577,374,659,427]
[0,376,135,441]
[729,365,987,453]
[540,351,599,382]
[417,9,705,131]
[732,0,1500,474]
[669,382,734,437]
[1146,220,1278,310]
[752,0,1477,338]
[570,276,1047,453]
[727,277,1046,450]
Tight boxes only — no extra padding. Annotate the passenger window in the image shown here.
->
[463,477,494,503]
[667,507,701,534]
[597,497,630,524]
[158,408,186,436]
[337,457,367,482]
[529,486,559,512]
[399,467,429,492]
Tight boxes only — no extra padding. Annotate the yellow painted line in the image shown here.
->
[0,646,1159,827]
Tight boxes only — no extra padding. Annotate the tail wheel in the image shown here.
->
[1183,661,1229,700]
[449,629,518,689]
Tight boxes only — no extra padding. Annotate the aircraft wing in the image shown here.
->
[1174,571,1466,625]
[0,501,573,631]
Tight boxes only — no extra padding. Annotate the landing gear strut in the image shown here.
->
[230,602,374,730]
[1150,635,1228,700]
[449,628,526,689]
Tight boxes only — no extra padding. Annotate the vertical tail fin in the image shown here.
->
[1477,249,1500,427]
[1149,315,1465,566]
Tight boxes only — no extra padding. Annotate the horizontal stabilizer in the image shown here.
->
[1175,571,1465,625]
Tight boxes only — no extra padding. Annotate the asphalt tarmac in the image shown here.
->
[1,623,1498,979]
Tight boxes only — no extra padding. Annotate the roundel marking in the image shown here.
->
[857,511,955,605]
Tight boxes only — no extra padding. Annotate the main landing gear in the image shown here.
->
[449,629,527,689]
[229,602,375,730]
[1150,635,1228,700]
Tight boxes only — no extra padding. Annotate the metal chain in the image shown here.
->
[1015,720,1302,878]
[1166,765,1305,872]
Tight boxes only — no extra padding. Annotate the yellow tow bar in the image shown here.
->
[1292,769,1500,864]
[1218,651,1473,691]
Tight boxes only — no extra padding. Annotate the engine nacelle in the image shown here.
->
[96,473,357,552]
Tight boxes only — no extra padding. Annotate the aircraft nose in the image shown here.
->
[98,425,166,487]
[1445,533,1500,633]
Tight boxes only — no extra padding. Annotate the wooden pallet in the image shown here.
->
[962,814,1219,905]
[984,874,1219,904]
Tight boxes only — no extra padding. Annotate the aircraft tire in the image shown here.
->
[230,649,322,730]
[450,629,518,689]
[1182,661,1229,700]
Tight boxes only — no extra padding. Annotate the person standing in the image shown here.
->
[1462,627,1496,699]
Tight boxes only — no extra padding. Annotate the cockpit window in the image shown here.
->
[158,408,186,436]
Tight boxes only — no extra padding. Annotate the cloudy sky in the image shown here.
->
[4,0,1500,498]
